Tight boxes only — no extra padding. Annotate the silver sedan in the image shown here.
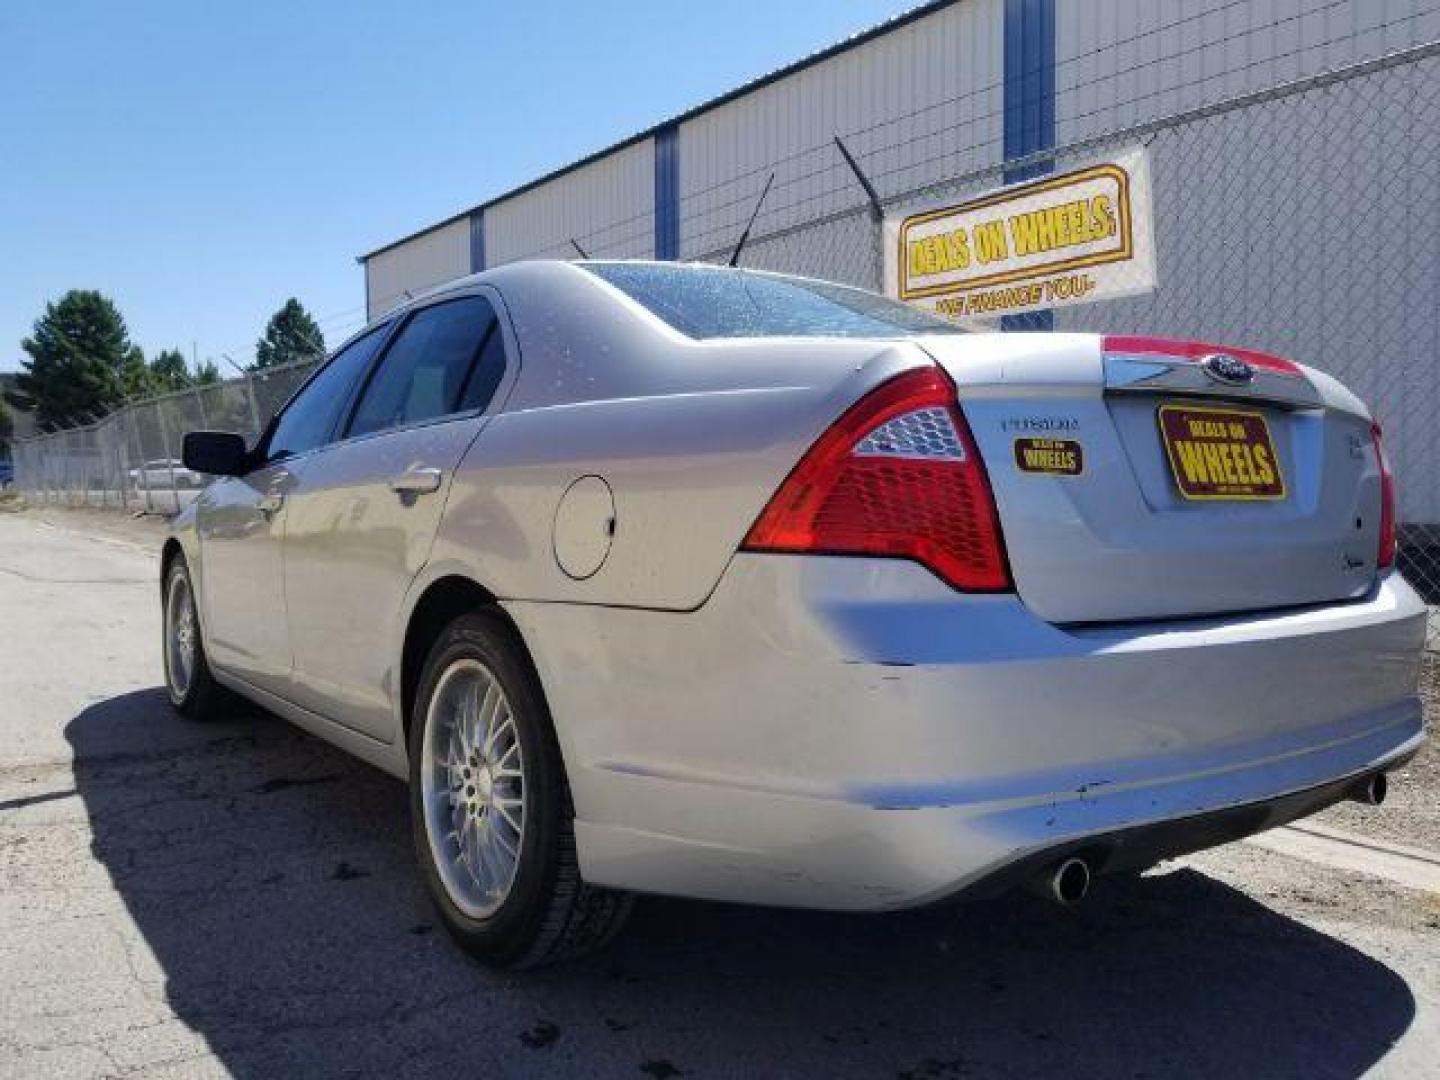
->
[163,261,1425,967]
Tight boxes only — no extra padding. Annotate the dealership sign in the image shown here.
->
[884,147,1156,323]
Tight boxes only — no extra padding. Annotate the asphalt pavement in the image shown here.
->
[2,509,1438,1079]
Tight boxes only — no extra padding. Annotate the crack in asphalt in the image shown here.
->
[0,564,151,585]
[0,788,79,811]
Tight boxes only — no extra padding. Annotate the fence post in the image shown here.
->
[245,371,263,437]
[110,428,121,510]
[66,428,78,506]
[154,400,179,515]
[135,407,154,514]
[116,410,132,513]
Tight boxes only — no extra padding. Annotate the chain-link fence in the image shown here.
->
[10,360,317,515]
[13,36,1440,618]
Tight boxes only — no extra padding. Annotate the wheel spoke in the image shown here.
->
[477,684,501,751]
[492,797,522,833]
[443,736,465,778]
[481,822,512,881]
[491,821,519,859]
[462,817,481,879]
[456,694,475,759]
[485,710,513,758]
[475,822,501,885]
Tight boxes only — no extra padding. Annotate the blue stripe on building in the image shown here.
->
[654,123,680,260]
[1001,0,1055,332]
[469,210,486,274]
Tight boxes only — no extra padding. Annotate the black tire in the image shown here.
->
[408,610,633,968]
[161,556,228,721]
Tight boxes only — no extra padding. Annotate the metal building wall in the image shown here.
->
[676,0,1004,287]
[484,138,656,267]
[364,216,471,320]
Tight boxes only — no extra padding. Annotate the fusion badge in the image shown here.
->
[1014,437,1084,476]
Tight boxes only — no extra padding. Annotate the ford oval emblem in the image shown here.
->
[1202,353,1254,385]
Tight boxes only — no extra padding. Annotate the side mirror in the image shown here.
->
[182,431,249,477]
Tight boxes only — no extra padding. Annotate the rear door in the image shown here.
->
[920,333,1385,623]
[198,327,389,692]
[281,291,513,741]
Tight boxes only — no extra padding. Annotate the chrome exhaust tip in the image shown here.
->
[1349,772,1388,806]
[1030,856,1091,906]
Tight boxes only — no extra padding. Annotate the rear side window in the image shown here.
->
[266,326,389,461]
[347,296,505,439]
[585,262,966,340]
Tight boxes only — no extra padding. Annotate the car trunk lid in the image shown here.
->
[916,332,1385,624]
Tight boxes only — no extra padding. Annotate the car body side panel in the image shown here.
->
[210,665,410,779]
[193,462,302,694]
[434,362,906,610]
[281,416,486,741]
[429,263,932,610]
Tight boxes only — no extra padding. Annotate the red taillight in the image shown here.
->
[1102,334,1302,377]
[1372,422,1396,570]
[742,366,1010,591]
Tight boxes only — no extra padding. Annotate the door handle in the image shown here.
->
[389,466,444,496]
[257,492,285,517]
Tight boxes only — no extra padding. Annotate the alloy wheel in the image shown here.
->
[420,658,526,918]
[164,570,197,702]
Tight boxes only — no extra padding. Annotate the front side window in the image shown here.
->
[347,296,505,439]
[584,262,967,340]
[265,325,389,461]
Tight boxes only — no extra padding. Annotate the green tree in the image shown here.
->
[0,397,13,453]
[5,290,133,430]
[194,359,221,386]
[121,345,154,400]
[253,298,324,370]
[149,348,192,392]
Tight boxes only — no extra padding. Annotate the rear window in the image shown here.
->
[585,262,965,340]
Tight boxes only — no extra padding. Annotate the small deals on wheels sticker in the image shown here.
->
[883,146,1156,325]
[1158,405,1285,501]
[1014,437,1084,476]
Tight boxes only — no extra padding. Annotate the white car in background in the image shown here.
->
[160,261,1424,968]
[130,458,202,490]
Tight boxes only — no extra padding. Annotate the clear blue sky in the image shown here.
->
[0,0,910,374]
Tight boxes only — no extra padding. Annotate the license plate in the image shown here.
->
[1158,404,1285,501]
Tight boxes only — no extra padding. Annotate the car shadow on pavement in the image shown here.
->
[69,689,1416,1079]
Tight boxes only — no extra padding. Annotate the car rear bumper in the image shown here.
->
[505,557,1426,910]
